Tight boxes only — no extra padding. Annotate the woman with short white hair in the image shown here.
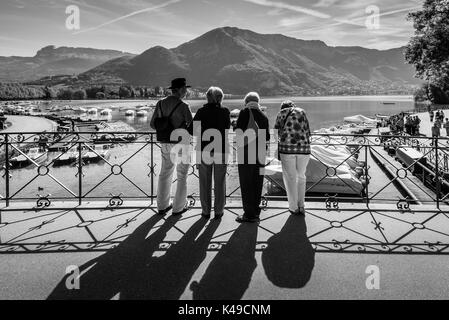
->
[244,92,260,105]
[235,92,270,223]
[206,86,224,104]
[188,86,230,219]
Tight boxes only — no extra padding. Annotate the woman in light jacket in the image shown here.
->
[274,100,311,215]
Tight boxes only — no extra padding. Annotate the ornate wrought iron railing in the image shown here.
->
[0,131,448,211]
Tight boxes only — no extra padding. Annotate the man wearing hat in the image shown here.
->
[150,78,193,215]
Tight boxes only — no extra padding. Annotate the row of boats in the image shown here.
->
[9,145,110,169]
[51,104,155,117]
[0,101,41,115]
[0,101,156,118]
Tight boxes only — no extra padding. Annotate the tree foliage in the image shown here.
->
[73,89,87,100]
[0,83,46,100]
[119,86,131,99]
[405,0,449,103]
[57,88,74,100]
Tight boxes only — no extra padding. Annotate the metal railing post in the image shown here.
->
[150,133,154,206]
[4,133,9,207]
[78,141,82,205]
[435,137,440,209]
[364,145,369,206]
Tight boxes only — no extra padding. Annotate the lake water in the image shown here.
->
[60,95,415,131]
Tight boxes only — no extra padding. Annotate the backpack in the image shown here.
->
[244,108,260,147]
[154,100,183,143]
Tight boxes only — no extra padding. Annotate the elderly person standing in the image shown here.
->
[150,78,193,216]
[188,87,231,219]
[235,92,270,223]
[274,101,311,215]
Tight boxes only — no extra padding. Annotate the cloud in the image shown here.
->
[278,17,311,27]
[13,0,26,8]
[242,0,331,19]
[314,0,339,8]
[73,0,182,35]
[300,5,421,33]
[243,0,366,28]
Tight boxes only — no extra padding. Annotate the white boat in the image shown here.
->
[265,145,364,195]
[82,145,109,163]
[53,150,78,166]
[125,110,135,116]
[87,108,98,115]
[136,110,148,117]
[138,106,151,111]
[344,114,378,124]
[74,107,87,114]
[10,148,48,169]
[100,108,112,116]
[51,106,62,112]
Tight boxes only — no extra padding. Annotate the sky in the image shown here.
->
[0,0,423,56]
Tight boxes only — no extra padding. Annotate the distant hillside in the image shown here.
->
[0,46,135,82]
[78,27,420,95]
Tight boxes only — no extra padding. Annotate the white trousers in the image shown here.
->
[280,154,310,211]
[157,143,190,212]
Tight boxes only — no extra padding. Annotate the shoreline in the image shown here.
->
[0,115,57,133]
[1,94,414,103]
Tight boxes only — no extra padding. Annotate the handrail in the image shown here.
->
[0,131,448,209]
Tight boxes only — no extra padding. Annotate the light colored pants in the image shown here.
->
[157,143,190,212]
[280,154,310,212]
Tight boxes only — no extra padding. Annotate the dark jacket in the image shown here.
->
[235,107,270,165]
[188,103,231,153]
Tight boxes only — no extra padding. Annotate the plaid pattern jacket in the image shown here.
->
[274,107,311,155]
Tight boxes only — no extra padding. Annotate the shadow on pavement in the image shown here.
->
[48,211,314,300]
[190,223,259,300]
[48,214,219,300]
[262,215,315,288]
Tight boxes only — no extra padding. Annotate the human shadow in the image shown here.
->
[47,213,179,300]
[190,223,259,300]
[120,217,221,300]
[261,215,315,288]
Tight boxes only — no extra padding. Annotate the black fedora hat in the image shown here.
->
[168,78,191,89]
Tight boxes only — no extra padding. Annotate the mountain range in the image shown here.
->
[1,27,420,94]
[0,45,134,82]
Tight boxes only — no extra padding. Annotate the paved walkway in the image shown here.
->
[1,200,449,300]
[413,110,449,138]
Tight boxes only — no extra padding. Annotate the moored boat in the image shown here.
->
[74,107,87,114]
[100,108,112,116]
[87,108,98,115]
[265,144,365,196]
[53,150,78,166]
[10,148,48,169]
[136,110,148,117]
[82,145,109,163]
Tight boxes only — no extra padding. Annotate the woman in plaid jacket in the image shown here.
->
[274,100,311,215]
